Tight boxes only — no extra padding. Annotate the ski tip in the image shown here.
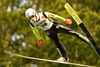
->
[4,50,11,54]
[4,50,7,53]
[64,3,69,7]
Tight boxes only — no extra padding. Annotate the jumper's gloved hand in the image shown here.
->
[64,19,72,25]
[37,39,44,47]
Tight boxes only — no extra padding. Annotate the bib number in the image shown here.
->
[41,23,47,27]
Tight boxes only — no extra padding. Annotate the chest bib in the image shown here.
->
[30,12,53,30]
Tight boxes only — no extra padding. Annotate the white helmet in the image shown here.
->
[25,8,39,20]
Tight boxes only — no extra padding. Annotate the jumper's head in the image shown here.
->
[25,8,39,22]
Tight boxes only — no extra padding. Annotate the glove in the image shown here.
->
[64,19,72,25]
[37,39,44,47]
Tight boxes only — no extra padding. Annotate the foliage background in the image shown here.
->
[0,0,100,67]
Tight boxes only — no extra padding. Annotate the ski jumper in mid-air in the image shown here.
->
[25,8,91,62]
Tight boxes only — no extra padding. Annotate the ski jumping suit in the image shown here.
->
[29,12,91,61]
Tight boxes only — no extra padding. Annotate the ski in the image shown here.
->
[64,3,100,57]
[4,50,95,67]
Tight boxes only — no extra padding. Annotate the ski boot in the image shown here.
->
[57,57,69,62]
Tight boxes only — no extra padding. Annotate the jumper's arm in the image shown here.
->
[29,23,43,46]
[44,12,72,25]
[29,23,42,40]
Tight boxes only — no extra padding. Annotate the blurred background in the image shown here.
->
[0,0,100,67]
